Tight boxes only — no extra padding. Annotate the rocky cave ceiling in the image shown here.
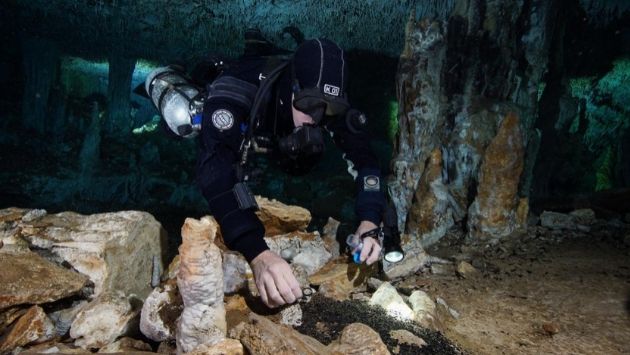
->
[5,0,629,63]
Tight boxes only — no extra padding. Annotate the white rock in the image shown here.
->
[265,232,332,275]
[222,252,252,294]
[70,291,139,349]
[176,217,226,353]
[369,282,414,321]
[19,210,166,300]
[408,290,438,329]
[292,246,332,275]
[280,304,303,327]
[140,282,179,342]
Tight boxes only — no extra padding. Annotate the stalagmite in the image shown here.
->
[176,216,226,353]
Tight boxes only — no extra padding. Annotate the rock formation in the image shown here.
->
[176,217,226,353]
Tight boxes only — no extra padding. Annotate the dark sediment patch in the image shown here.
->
[297,294,465,354]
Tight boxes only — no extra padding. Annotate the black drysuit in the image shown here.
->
[196,55,385,262]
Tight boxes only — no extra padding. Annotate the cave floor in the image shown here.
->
[425,224,630,355]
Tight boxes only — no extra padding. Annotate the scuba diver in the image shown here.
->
[145,31,402,308]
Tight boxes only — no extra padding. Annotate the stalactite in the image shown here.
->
[20,37,59,136]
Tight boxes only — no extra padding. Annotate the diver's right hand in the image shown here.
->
[250,250,303,308]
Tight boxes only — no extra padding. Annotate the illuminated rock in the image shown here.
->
[468,112,525,239]
[0,306,55,353]
[176,217,226,353]
[408,290,439,330]
[188,339,244,355]
[309,260,376,301]
[327,323,390,355]
[255,197,311,236]
[369,282,414,321]
[265,231,331,275]
[140,279,181,342]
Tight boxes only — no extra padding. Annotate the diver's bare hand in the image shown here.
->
[354,220,382,265]
[250,250,303,308]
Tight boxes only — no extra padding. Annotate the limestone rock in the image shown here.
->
[177,217,226,353]
[222,251,252,294]
[188,339,244,355]
[369,282,414,321]
[367,277,384,291]
[456,261,478,278]
[0,306,27,332]
[98,337,152,353]
[468,112,525,239]
[255,197,311,236]
[407,148,454,246]
[229,313,327,355]
[70,291,140,349]
[140,279,182,342]
[48,300,88,337]
[436,297,460,320]
[280,304,303,327]
[308,260,376,301]
[322,217,341,258]
[265,232,331,275]
[569,209,596,226]
[540,211,578,230]
[0,251,87,309]
[327,323,390,355]
[15,210,166,300]
[389,329,426,349]
[19,342,88,354]
[382,245,445,279]
[408,290,438,330]
[224,295,251,331]
[0,306,55,353]
[166,255,180,280]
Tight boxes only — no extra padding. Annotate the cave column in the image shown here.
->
[21,37,59,135]
[106,53,136,137]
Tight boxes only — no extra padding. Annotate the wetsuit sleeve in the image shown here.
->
[196,76,268,262]
[326,118,385,226]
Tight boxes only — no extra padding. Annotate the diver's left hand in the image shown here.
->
[353,220,382,265]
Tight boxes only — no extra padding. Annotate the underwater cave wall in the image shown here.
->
[392,0,629,246]
[391,0,559,246]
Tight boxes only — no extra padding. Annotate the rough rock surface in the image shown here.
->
[456,261,478,278]
[322,217,341,258]
[382,245,447,279]
[97,337,152,353]
[70,291,140,349]
[407,148,454,246]
[408,290,439,330]
[188,339,244,355]
[389,329,427,349]
[222,251,253,294]
[140,279,182,342]
[0,251,87,309]
[264,231,331,275]
[48,300,88,337]
[230,313,327,354]
[468,112,525,239]
[255,197,311,236]
[369,282,414,321]
[308,260,376,301]
[5,209,166,300]
[0,306,55,353]
[176,217,226,353]
[327,323,391,355]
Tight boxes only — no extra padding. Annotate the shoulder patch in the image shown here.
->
[211,109,234,131]
[363,175,380,191]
